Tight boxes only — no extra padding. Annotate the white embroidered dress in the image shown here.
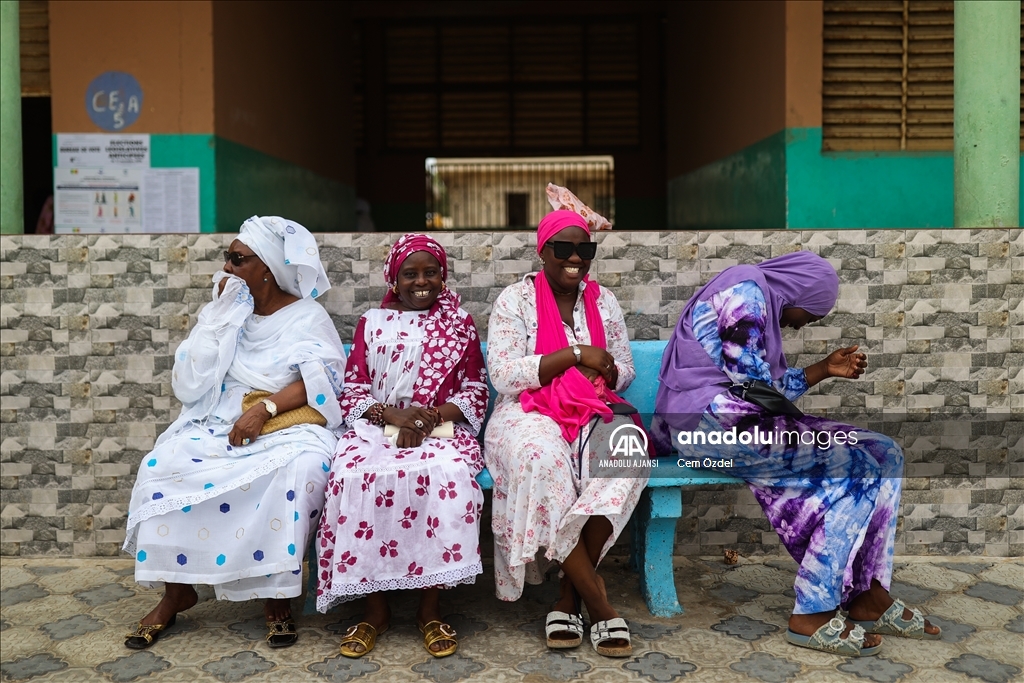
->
[124,274,346,600]
[484,275,647,601]
[316,308,487,612]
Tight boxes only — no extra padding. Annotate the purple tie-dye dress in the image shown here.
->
[679,281,903,615]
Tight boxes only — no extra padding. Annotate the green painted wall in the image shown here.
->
[667,126,1023,228]
[667,131,786,229]
[786,128,954,228]
[215,137,354,233]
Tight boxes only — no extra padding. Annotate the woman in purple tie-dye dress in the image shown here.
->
[655,252,939,657]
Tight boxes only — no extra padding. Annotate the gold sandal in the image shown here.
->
[419,620,458,658]
[124,614,176,650]
[339,621,386,658]
[266,618,297,648]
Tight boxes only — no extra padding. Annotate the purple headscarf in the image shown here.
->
[655,251,839,430]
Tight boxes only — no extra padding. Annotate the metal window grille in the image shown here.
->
[425,156,614,230]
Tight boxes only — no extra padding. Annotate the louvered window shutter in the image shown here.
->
[19,0,50,97]
[823,0,953,151]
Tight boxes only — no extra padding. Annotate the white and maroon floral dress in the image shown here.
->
[315,307,488,612]
[484,275,646,602]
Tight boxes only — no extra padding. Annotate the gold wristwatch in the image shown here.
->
[261,398,278,417]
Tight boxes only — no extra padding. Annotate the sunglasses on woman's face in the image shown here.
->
[223,251,258,267]
[545,241,597,260]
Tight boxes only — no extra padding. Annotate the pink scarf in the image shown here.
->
[382,233,469,407]
[520,211,634,443]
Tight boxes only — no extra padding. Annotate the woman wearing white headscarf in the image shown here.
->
[123,216,346,650]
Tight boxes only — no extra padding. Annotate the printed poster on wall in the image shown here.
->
[54,167,200,234]
[56,133,150,167]
[54,167,143,233]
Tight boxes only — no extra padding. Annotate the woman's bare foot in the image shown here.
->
[789,612,883,649]
[139,583,198,627]
[417,587,454,653]
[342,593,390,656]
[264,598,292,622]
[847,581,940,637]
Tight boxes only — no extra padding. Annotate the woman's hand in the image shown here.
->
[383,406,438,440]
[395,426,426,448]
[825,345,867,379]
[229,404,270,446]
[578,345,618,388]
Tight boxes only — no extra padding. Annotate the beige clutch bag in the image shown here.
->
[383,422,454,439]
[242,390,327,435]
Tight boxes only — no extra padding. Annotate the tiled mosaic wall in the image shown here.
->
[1,230,1021,558]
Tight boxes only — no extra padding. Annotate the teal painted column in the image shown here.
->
[1,0,24,234]
[953,1,1021,227]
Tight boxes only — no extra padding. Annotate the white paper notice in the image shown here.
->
[54,167,143,233]
[57,134,151,167]
[141,168,200,232]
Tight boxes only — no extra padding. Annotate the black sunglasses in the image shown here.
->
[545,240,597,260]
[223,251,259,267]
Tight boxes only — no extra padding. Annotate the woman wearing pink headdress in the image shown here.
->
[316,234,488,659]
[484,210,646,657]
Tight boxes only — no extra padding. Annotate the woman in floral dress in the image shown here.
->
[485,210,647,657]
[655,251,939,657]
[316,234,488,659]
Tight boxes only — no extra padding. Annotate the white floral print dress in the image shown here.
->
[484,274,646,602]
[316,307,488,612]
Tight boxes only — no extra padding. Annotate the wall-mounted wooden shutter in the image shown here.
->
[19,0,50,97]
[823,0,953,151]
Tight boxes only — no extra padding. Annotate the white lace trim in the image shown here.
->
[344,398,379,429]
[315,561,482,613]
[449,395,482,436]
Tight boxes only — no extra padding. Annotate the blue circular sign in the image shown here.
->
[85,72,143,131]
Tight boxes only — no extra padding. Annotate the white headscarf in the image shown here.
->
[236,215,330,299]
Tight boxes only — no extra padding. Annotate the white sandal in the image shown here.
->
[545,611,584,649]
[590,617,632,657]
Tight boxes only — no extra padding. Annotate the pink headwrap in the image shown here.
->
[521,211,640,444]
[381,234,469,407]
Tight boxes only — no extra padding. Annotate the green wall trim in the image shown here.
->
[786,127,955,228]
[215,137,354,233]
[667,131,786,229]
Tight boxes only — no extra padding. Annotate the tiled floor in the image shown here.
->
[1,555,1021,682]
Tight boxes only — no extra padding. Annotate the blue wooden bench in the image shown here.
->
[304,340,741,617]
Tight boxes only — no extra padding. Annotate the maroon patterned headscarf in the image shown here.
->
[382,234,469,406]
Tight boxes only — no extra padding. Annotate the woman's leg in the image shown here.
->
[341,592,391,655]
[139,583,198,626]
[416,588,456,653]
[556,516,629,648]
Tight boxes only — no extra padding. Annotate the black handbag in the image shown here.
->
[729,380,803,418]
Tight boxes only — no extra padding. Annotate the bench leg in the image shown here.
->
[632,487,683,618]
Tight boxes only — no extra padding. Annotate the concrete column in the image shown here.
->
[953,0,1021,227]
[1,0,24,234]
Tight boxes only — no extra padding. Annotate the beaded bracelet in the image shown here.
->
[366,403,387,426]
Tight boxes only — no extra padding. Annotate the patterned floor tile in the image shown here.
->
[923,615,976,643]
[226,616,268,642]
[0,584,49,607]
[1004,615,1024,634]
[441,613,488,640]
[622,652,697,682]
[891,564,976,592]
[26,566,74,577]
[711,616,779,642]
[410,653,486,683]
[887,582,938,606]
[629,622,682,641]
[0,653,69,681]
[965,630,1024,668]
[721,565,794,594]
[708,583,759,604]
[200,652,275,682]
[936,562,993,576]
[945,654,1021,683]
[94,652,171,683]
[836,657,913,683]
[514,652,591,680]
[927,594,1019,628]
[40,615,106,641]
[963,582,1024,607]
[306,655,381,682]
[74,584,136,608]
[729,652,801,683]
[975,562,1024,589]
